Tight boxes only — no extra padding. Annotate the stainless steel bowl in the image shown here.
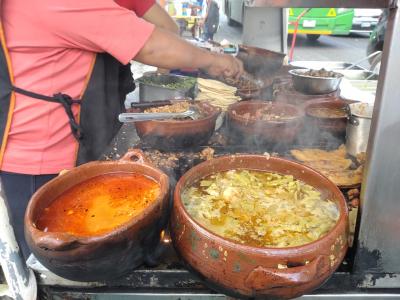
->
[289,69,343,95]
[137,73,197,102]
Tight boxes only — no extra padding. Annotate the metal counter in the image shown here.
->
[4,0,400,298]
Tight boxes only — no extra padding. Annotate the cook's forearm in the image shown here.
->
[142,4,179,35]
[134,28,214,70]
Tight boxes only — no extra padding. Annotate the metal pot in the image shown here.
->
[346,103,374,157]
[137,73,197,102]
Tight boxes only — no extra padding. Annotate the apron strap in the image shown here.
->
[12,86,83,140]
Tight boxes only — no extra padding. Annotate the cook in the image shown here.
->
[0,0,243,259]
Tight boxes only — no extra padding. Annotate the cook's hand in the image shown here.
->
[204,53,244,81]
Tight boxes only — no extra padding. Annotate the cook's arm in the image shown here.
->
[141,3,179,74]
[134,27,243,79]
[142,3,179,35]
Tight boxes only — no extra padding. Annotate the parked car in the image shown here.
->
[352,9,382,33]
[366,9,387,73]
[367,9,387,57]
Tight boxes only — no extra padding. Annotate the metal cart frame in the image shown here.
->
[248,0,400,281]
[1,0,400,299]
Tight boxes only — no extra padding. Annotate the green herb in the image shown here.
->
[139,76,197,90]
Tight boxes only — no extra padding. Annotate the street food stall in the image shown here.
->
[1,0,400,299]
[164,0,205,37]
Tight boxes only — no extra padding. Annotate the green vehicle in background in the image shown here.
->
[288,8,355,41]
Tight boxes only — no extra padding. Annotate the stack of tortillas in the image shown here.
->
[196,78,240,111]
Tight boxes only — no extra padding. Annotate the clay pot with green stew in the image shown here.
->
[171,154,348,299]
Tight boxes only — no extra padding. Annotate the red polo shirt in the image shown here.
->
[115,0,155,16]
[1,0,155,174]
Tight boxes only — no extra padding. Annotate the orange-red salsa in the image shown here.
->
[36,173,160,237]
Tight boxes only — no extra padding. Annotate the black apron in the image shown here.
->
[0,9,134,167]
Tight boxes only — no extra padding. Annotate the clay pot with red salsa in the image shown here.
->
[25,150,170,282]
[171,155,348,299]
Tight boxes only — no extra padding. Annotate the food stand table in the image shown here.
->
[25,109,399,298]
[165,1,205,37]
[1,0,400,299]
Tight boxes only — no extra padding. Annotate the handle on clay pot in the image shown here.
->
[35,232,82,251]
[120,149,148,164]
[245,255,331,291]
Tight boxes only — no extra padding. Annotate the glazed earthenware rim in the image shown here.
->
[174,154,348,253]
[142,102,221,124]
[228,100,304,125]
[27,159,169,244]
[305,100,348,121]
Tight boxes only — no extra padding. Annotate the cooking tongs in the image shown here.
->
[130,99,191,110]
[118,106,200,122]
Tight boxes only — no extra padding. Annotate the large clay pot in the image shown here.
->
[296,98,357,148]
[25,150,170,282]
[304,99,350,136]
[135,102,221,151]
[171,155,348,299]
[227,101,304,145]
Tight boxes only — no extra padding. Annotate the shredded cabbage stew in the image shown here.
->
[182,170,339,248]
